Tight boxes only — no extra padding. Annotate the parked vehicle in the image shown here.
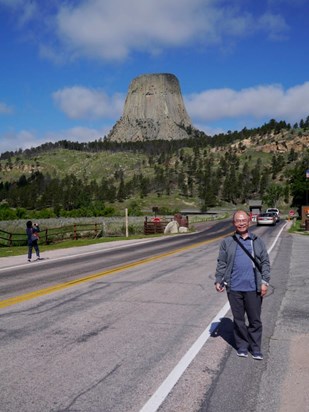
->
[266,208,280,221]
[267,211,279,223]
[249,199,263,222]
[257,213,276,226]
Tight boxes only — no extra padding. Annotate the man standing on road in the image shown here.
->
[214,210,270,360]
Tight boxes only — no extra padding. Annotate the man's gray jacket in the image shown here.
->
[214,232,271,292]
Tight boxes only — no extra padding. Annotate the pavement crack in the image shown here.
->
[55,363,122,412]
[76,325,110,343]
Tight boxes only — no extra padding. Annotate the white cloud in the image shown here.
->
[52,87,124,119]
[44,126,111,142]
[0,130,39,153]
[194,123,225,136]
[38,44,68,65]
[55,0,204,60]
[18,1,38,25]
[185,82,309,125]
[1,0,291,62]
[0,0,23,6]
[51,0,289,61]
[0,126,112,153]
[2,80,308,153]
[0,101,13,115]
[257,13,289,40]
[0,0,38,25]
[268,0,307,5]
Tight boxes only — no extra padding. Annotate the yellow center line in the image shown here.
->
[0,234,226,309]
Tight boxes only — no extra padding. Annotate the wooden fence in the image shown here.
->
[143,218,171,235]
[143,215,189,235]
[0,223,103,247]
[0,215,191,246]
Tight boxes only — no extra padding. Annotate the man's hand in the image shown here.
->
[260,284,268,297]
[215,282,225,292]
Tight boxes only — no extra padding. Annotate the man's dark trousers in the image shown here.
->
[228,290,263,352]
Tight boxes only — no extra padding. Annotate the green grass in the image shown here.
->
[0,149,151,183]
[288,219,309,235]
[0,213,221,258]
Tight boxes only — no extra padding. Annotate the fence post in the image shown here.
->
[144,217,147,235]
[125,208,129,238]
[74,224,77,240]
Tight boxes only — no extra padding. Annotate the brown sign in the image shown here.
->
[301,205,309,223]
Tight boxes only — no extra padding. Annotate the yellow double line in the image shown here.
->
[0,235,224,309]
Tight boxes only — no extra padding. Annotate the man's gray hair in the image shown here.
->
[233,210,249,222]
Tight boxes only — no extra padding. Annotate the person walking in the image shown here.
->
[214,210,270,360]
[26,221,41,262]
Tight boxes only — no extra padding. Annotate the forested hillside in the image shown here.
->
[0,118,308,220]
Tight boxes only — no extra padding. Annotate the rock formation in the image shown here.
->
[107,73,194,142]
[228,133,309,154]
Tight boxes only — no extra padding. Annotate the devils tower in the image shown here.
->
[107,73,194,142]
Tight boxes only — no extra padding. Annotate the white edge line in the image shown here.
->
[268,222,287,254]
[3,223,287,410]
[139,224,285,412]
[139,301,231,412]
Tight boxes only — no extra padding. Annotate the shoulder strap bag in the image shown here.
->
[232,234,262,273]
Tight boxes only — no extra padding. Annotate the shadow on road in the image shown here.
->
[210,317,236,349]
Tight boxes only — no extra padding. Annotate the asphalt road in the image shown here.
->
[0,220,308,412]
[158,224,309,412]
[0,219,232,302]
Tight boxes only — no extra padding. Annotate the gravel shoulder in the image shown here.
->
[257,233,309,412]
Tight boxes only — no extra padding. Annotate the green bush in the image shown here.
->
[33,208,57,219]
[0,204,17,220]
[15,207,27,219]
[128,200,143,216]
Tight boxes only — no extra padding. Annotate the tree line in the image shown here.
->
[0,141,308,220]
[1,117,309,161]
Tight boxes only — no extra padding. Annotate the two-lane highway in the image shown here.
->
[0,219,234,303]
[0,219,288,412]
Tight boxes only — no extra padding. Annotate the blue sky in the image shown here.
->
[0,0,308,154]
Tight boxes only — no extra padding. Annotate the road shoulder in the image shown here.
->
[257,233,309,412]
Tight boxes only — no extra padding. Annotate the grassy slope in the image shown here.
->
[0,149,151,182]
[1,132,305,214]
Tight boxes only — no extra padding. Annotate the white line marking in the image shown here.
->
[268,222,287,254]
[139,301,231,412]
[139,224,285,412]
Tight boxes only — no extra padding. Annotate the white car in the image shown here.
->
[257,213,277,226]
[266,208,280,221]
